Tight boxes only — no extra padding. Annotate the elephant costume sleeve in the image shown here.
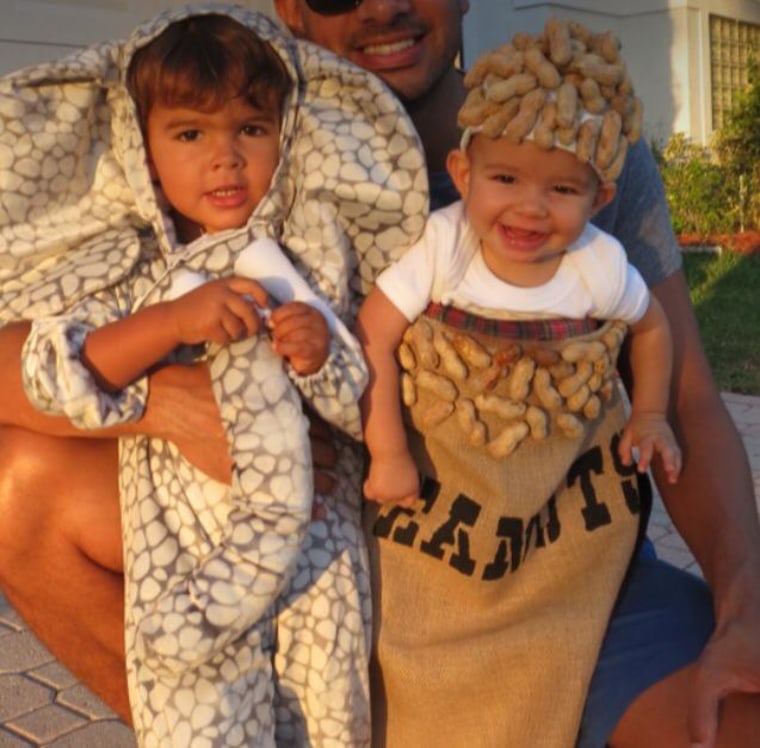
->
[20,234,368,441]
[0,1,427,722]
[21,279,151,429]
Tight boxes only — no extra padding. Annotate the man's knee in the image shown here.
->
[0,427,121,574]
[610,666,760,748]
[0,427,56,550]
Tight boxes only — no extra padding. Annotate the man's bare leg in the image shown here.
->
[610,664,760,747]
[0,426,130,722]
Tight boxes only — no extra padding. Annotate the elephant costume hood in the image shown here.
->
[0,2,428,322]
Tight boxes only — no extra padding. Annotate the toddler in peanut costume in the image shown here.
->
[357,19,681,747]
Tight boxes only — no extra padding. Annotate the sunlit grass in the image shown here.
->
[682,250,760,394]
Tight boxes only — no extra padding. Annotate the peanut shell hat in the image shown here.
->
[458,18,643,182]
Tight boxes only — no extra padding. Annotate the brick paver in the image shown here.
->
[1,392,758,745]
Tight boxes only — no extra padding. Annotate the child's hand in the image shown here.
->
[618,412,682,484]
[269,302,329,376]
[363,452,420,506]
[169,277,269,345]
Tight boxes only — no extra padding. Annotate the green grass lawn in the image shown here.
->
[682,250,760,395]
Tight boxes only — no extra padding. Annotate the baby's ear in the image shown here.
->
[593,180,617,213]
[446,148,471,200]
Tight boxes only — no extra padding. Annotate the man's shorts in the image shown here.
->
[576,540,715,748]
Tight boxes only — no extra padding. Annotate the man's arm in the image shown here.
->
[649,270,760,745]
[0,321,231,482]
[591,137,759,743]
[0,322,81,436]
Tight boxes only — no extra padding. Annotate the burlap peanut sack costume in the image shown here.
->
[367,310,645,746]
[366,19,649,747]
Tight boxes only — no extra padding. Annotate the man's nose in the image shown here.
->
[356,0,412,22]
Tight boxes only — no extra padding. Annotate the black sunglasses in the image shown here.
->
[305,0,363,16]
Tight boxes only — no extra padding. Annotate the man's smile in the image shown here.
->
[361,37,417,56]
[350,21,429,69]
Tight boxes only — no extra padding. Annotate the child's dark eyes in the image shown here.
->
[176,129,201,142]
[493,174,516,185]
[241,123,269,137]
[553,184,578,195]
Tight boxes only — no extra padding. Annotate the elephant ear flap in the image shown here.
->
[0,40,145,322]
[279,40,429,302]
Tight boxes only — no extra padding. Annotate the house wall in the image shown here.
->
[2,0,759,145]
[0,0,273,74]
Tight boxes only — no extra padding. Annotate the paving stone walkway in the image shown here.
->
[1,392,758,746]
[648,392,760,574]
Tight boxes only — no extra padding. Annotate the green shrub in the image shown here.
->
[655,58,759,236]
[713,58,760,230]
[654,133,737,236]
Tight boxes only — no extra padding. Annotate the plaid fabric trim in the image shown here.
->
[424,302,599,341]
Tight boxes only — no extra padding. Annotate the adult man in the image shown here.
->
[0,1,758,746]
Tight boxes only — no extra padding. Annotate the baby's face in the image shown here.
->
[448,136,615,286]
[146,96,280,242]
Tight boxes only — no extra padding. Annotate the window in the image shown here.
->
[710,15,760,130]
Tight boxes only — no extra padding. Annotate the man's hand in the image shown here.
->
[687,608,760,747]
[141,363,232,483]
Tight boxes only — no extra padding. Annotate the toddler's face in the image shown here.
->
[146,96,280,241]
[447,136,615,286]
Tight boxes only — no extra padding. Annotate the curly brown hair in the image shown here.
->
[127,14,292,131]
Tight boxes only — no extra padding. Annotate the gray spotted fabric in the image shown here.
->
[0,4,428,746]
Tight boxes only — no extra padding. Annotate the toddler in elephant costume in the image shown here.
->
[357,19,681,747]
[0,4,427,746]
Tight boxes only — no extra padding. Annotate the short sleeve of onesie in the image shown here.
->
[376,203,472,322]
